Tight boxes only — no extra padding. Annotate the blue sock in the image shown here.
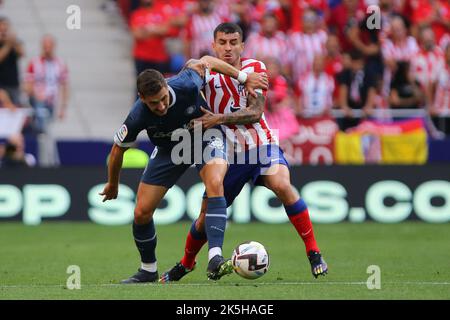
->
[284,199,308,217]
[133,220,157,263]
[205,197,227,252]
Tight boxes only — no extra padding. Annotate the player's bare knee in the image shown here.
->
[268,179,292,197]
[134,207,154,225]
[204,177,224,197]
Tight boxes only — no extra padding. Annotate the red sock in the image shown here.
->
[180,231,207,269]
[288,209,320,254]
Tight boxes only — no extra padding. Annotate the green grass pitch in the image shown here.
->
[0,222,449,300]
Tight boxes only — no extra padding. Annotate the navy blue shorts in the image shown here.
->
[141,134,227,188]
[203,144,289,206]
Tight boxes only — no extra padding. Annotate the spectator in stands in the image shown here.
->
[337,49,377,131]
[296,54,335,118]
[431,44,450,134]
[381,15,419,97]
[184,0,226,59]
[345,4,384,80]
[263,56,299,141]
[327,0,366,53]
[0,134,36,168]
[0,88,17,111]
[288,8,327,84]
[243,12,288,70]
[409,0,450,45]
[24,35,69,134]
[382,15,419,70]
[0,16,24,106]
[324,34,344,101]
[130,0,173,76]
[388,61,424,110]
[411,26,446,109]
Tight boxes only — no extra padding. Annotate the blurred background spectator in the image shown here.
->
[24,35,69,134]
[337,49,377,130]
[0,134,36,168]
[0,16,24,106]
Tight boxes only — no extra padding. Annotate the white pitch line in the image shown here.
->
[0,281,450,289]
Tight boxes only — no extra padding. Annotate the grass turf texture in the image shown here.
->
[0,222,449,300]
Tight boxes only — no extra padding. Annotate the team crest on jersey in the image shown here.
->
[117,124,128,142]
[237,84,245,95]
[208,137,224,150]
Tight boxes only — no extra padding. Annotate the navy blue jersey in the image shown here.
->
[114,68,208,149]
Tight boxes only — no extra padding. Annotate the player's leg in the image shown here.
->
[198,159,234,280]
[160,163,250,282]
[121,182,168,283]
[260,163,327,278]
[159,199,207,283]
[122,147,190,283]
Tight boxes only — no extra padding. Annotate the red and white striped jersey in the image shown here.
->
[185,13,226,59]
[25,56,69,106]
[204,58,277,150]
[382,36,419,62]
[288,30,328,83]
[297,71,335,117]
[439,33,450,51]
[243,32,288,67]
[433,64,450,114]
[411,47,446,87]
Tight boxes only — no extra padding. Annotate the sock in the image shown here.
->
[180,219,207,269]
[133,220,157,265]
[284,199,320,254]
[205,197,227,261]
[141,262,157,273]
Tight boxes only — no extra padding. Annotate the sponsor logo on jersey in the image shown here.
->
[230,101,240,113]
[117,124,128,142]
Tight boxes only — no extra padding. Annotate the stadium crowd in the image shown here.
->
[1,0,450,167]
[116,0,450,137]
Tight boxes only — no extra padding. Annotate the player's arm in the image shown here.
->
[99,144,129,202]
[185,56,268,97]
[197,91,265,129]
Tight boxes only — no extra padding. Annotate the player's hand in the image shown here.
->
[99,183,119,202]
[245,72,268,98]
[193,107,223,129]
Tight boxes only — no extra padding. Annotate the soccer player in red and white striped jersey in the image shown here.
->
[160,23,328,283]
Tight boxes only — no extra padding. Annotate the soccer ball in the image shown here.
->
[231,241,269,280]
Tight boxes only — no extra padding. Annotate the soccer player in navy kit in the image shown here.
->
[99,57,268,283]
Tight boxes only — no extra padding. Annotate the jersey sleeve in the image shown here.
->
[253,60,268,97]
[113,104,146,148]
[179,67,206,94]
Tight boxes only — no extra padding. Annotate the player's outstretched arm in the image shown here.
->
[99,143,128,202]
[185,56,268,97]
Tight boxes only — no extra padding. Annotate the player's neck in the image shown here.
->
[234,58,242,70]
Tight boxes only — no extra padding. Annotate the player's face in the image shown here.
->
[140,86,170,116]
[212,32,244,67]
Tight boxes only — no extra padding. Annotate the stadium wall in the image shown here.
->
[1,166,449,225]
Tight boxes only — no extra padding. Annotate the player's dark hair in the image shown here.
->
[136,69,167,97]
[214,22,244,41]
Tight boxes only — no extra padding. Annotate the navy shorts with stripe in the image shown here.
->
[141,135,227,188]
[203,144,289,207]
